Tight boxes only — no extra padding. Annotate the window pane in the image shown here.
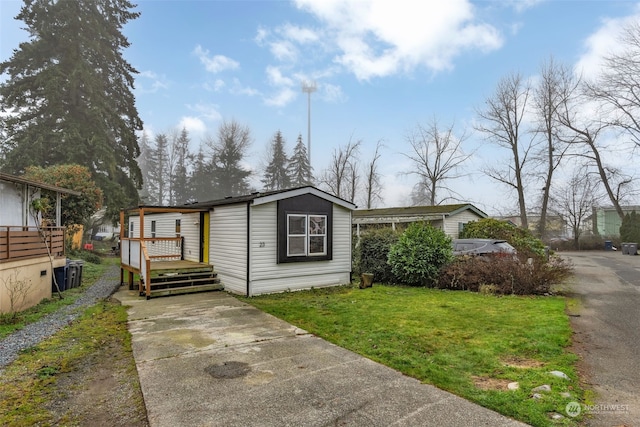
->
[309,236,326,255]
[309,216,326,235]
[288,236,306,255]
[288,215,306,234]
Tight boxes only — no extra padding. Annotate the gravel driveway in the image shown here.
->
[561,251,640,426]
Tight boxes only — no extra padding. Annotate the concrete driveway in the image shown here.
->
[561,251,640,426]
[114,287,526,427]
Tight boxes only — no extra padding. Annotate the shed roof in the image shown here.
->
[0,172,81,196]
[352,203,487,224]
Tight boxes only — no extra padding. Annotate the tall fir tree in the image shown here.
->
[137,131,157,205]
[262,130,291,191]
[187,145,208,203]
[288,134,314,187]
[0,0,143,220]
[208,119,252,199]
[171,127,191,205]
[149,133,169,204]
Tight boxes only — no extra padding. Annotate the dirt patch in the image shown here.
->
[501,356,545,369]
[472,376,513,391]
[44,306,148,426]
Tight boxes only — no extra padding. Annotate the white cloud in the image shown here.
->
[136,70,169,94]
[292,0,503,80]
[266,65,295,87]
[281,23,319,44]
[320,82,346,103]
[186,103,222,122]
[574,12,640,80]
[269,40,298,62]
[193,45,239,73]
[229,78,260,96]
[264,87,297,107]
[178,116,207,135]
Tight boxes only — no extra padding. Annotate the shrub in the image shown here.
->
[80,251,102,265]
[620,211,640,243]
[354,228,399,283]
[436,254,573,295]
[388,222,452,286]
[460,218,547,260]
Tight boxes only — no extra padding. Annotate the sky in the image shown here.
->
[1,0,639,215]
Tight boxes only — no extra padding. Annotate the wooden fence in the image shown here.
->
[0,226,66,262]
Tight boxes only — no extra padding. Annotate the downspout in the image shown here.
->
[246,201,251,297]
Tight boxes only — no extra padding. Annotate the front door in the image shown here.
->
[200,211,210,263]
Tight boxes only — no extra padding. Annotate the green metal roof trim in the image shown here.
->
[352,203,487,218]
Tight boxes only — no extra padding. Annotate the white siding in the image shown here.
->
[210,204,248,295]
[181,212,201,262]
[128,217,140,238]
[0,180,39,227]
[249,203,352,296]
[444,211,484,239]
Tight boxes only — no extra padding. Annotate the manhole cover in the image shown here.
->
[205,361,251,379]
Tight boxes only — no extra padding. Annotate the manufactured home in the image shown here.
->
[0,172,79,313]
[120,186,355,298]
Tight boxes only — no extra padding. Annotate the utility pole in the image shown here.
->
[301,80,317,165]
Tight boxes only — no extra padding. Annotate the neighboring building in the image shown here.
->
[498,214,569,239]
[0,172,80,313]
[352,203,488,239]
[592,205,640,237]
[122,186,355,297]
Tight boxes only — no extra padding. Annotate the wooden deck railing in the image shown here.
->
[120,236,183,297]
[0,226,66,262]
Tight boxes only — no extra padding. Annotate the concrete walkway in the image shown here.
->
[114,287,528,427]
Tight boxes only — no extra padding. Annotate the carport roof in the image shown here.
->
[352,203,487,224]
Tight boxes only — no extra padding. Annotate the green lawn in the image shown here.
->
[242,284,584,426]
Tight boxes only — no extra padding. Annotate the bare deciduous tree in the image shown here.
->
[475,72,536,228]
[550,168,603,249]
[555,72,634,221]
[320,138,361,203]
[586,21,640,148]
[363,140,384,209]
[532,57,572,238]
[404,117,471,206]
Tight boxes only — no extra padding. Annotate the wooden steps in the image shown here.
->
[142,264,223,299]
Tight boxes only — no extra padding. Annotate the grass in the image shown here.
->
[242,284,584,426]
[0,257,117,339]
[0,300,139,426]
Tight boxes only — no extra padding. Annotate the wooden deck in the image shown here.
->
[150,260,211,272]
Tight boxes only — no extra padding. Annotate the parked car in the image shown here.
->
[452,239,517,257]
[93,232,114,241]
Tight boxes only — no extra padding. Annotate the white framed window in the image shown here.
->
[287,214,327,257]
[151,220,156,239]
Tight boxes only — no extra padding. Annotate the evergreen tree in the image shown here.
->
[288,134,314,187]
[620,211,640,244]
[188,145,212,203]
[171,127,191,205]
[208,119,252,199]
[149,133,169,204]
[0,0,143,221]
[137,131,157,205]
[262,131,291,191]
